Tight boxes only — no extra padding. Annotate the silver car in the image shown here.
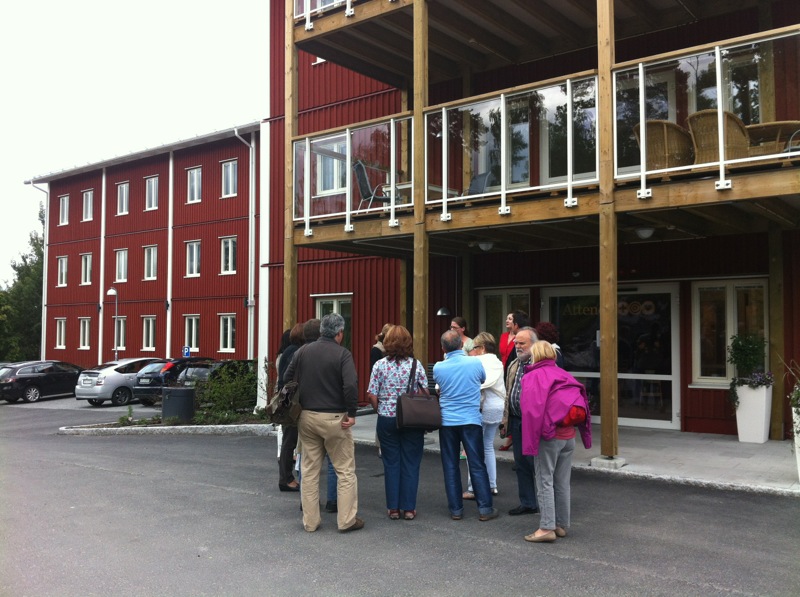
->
[75,357,162,406]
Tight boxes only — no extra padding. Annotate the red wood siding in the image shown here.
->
[47,238,102,307]
[48,173,103,244]
[46,304,101,369]
[106,156,169,236]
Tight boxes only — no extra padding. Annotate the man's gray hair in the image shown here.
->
[320,313,345,338]
[441,329,462,352]
[516,326,538,342]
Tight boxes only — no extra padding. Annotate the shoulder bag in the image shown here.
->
[396,358,441,430]
[266,359,302,426]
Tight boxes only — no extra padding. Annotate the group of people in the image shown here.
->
[274,312,591,542]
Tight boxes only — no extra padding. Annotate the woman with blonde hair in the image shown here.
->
[367,325,429,520]
[519,340,592,543]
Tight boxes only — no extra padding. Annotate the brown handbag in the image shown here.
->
[396,358,441,430]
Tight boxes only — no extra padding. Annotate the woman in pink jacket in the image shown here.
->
[519,340,591,543]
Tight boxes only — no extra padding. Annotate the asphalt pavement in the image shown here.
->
[2,399,800,597]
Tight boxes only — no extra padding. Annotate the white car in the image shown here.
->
[75,357,163,406]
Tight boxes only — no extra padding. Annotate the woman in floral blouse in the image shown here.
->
[367,325,429,521]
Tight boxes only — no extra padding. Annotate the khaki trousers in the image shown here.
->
[298,410,358,531]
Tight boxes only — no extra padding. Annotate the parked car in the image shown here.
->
[134,357,215,406]
[0,360,84,403]
[175,362,218,387]
[75,357,163,406]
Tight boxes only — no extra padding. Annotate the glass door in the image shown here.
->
[478,289,530,346]
[541,284,679,430]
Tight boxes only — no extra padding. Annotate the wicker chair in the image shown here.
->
[686,110,751,164]
[633,120,694,170]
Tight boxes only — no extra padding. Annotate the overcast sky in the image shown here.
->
[0,0,268,286]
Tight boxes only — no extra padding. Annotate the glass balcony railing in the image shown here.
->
[615,29,800,183]
[292,116,413,231]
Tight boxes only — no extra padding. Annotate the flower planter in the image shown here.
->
[793,407,800,481]
[735,385,772,443]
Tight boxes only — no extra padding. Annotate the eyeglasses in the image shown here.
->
[450,325,462,331]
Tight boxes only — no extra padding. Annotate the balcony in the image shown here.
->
[291,28,800,253]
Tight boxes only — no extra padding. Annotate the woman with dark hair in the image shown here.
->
[450,316,471,346]
[535,321,565,368]
[370,323,393,371]
[367,325,428,521]
[277,323,305,492]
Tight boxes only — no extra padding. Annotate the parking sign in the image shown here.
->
[182,346,190,357]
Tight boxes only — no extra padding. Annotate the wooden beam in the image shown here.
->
[507,0,588,48]
[293,0,413,43]
[768,223,785,439]
[283,0,299,333]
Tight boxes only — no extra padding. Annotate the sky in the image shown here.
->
[0,0,268,286]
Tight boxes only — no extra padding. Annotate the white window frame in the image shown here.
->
[219,313,236,352]
[221,159,238,198]
[142,316,156,351]
[82,190,93,221]
[117,182,129,215]
[185,315,200,352]
[186,241,201,277]
[691,278,769,386]
[79,318,91,350]
[55,318,66,349]
[315,139,347,196]
[313,293,353,351]
[187,167,202,203]
[145,176,158,210]
[58,195,69,225]
[115,249,128,282]
[143,245,157,281]
[56,256,68,287]
[113,316,127,351]
[80,253,92,285]
[220,236,237,275]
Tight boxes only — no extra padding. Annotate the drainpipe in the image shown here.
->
[25,182,49,361]
[235,128,257,360]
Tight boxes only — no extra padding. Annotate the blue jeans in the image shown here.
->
[439,424,493,516]
[509,415,538,509]
[376,415,425,511]
[297,453,338,503]
[467,421,501,491]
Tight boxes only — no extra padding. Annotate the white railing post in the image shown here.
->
[303,138,312,236]
[636,62,652,199]
[714,46,732,190]
[388,118,399,227]
[344,128,354,232]
[564,79,577,207]
[440,107,451,221]
[498,93,510,215]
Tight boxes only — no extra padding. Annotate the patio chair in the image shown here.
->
[463,171,490,196]
[686,110,751,164]
[633,120,694,170]
[353,160,392,211]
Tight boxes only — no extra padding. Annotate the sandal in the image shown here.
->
[388,509,401,520]
[462,491,475,500]
[403,510,416,520]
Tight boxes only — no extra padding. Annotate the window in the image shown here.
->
[142,316,156,351]
[187,167,202,203]
[117,182,129,215]
[113,317,127,351]
[220,236,237,274]
[55,318,66,349]
[56,256,68,287]
[219,314,236,352]
[80,253,92,285]
[315,295,353,351]
[185,315,200,352]
[115,249,128,282]
[186,241,201,277]
[692,279,768,384]
[79,318,91,349]
[143,246,157,280]
[82,190,93,221]
[221,160,237,197]
[59,195,69,225]
[145,176,158,210]
[316,140,347,195]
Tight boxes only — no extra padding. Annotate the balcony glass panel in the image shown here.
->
[616,30,800,176]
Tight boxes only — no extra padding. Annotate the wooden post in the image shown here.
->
[768,223,784,439]
[412,0,429,362]
[597,0,619,458]
[283,0,298,333]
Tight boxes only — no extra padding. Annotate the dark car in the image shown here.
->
[134,357,215,406]
[0,360,84,403]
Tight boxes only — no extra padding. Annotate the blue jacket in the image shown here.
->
[433,350,486,426]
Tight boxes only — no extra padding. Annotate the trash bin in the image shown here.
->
[162,387,195,423]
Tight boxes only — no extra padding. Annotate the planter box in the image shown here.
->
[793,408,800,482]
[735,385,772,443]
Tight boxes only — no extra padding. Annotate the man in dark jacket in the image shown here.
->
[284,312,362,533]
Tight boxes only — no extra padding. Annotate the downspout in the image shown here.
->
[235,128,257,360]
[166,151,174,358]
[26,182,49,360]
[98,169,107,364]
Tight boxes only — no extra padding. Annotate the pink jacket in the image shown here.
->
[520,360,592,456]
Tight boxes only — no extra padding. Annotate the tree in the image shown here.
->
[1,204,44,361]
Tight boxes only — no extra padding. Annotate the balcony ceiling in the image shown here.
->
[294,0,765,88]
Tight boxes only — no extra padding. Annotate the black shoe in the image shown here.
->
[479,508,499,521]
[339,517,364,533]
[508,505,538,516]
[325,501,338,513]
[279,483,300,492]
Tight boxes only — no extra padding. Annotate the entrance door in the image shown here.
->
[541,284,679,429]
[478,289,530,346]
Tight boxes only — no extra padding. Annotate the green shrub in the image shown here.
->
[196,361,258,413]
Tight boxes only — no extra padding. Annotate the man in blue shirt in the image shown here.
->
[433,330,498,521]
